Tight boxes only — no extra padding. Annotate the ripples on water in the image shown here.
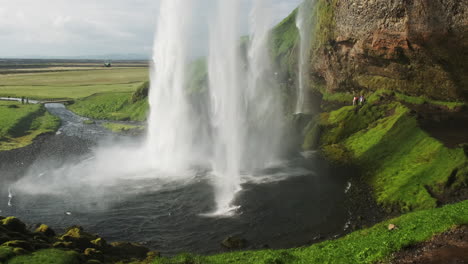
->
[0,104,350,255]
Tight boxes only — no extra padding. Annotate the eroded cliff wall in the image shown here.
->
[312,0,468,100]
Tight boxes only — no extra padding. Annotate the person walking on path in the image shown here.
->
[353,96,358,106]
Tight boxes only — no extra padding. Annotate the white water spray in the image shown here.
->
[208,0,244,214]
[146,0,197,174]
[208,0,284,214]
[295,0,314,114]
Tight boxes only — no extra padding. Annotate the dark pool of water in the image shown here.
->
[0,104,351,255]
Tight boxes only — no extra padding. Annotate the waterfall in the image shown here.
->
[146,0,197,174]
[208,0,284,214]
[295,0,314,114]
[208,0,245,214]
[146,0,285,215]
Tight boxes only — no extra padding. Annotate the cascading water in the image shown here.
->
[208,0,284,214]
[245,0,284,171]
[146,0,197,174]
[295,0,314,114]
[208,0,245,214]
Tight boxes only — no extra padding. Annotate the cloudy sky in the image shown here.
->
[0,0,301,58]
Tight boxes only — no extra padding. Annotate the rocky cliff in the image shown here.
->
[311,0,468,100]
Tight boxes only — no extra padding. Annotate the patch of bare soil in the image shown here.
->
[391,225,468,264]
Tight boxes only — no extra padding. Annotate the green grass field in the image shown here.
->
[0,68,148,100]
[0,101,60,151]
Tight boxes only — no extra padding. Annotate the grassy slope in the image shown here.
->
[68,92,148,121]
[319,99,468,212]
[0,68,148,100]
[0,101,60,151]
[68,80,150,121]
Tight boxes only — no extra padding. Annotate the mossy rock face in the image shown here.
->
[1,217,27,233]
[84,248,104,261]
[90,237,108,249]
[35,224,55,237]
[59,226,97,250]
[296,0,468,101]
[52,241,74,249]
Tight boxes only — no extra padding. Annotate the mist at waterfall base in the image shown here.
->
[0,0,351,254]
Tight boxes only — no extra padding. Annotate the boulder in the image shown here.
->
[221,236,247,249]
[84,248,104,261]
[59,226,97,250]
[1,217,27,233]
[90,237,108,249]
[35,224,56,237]
[52,241,75,249]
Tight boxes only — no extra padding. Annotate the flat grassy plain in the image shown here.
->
[0,68,148,100]
[0,61,149,150]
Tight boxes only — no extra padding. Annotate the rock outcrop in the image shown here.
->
[310,0,468,100]
[0,216,157,264]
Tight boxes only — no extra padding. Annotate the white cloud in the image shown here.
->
[0,0,301,58]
